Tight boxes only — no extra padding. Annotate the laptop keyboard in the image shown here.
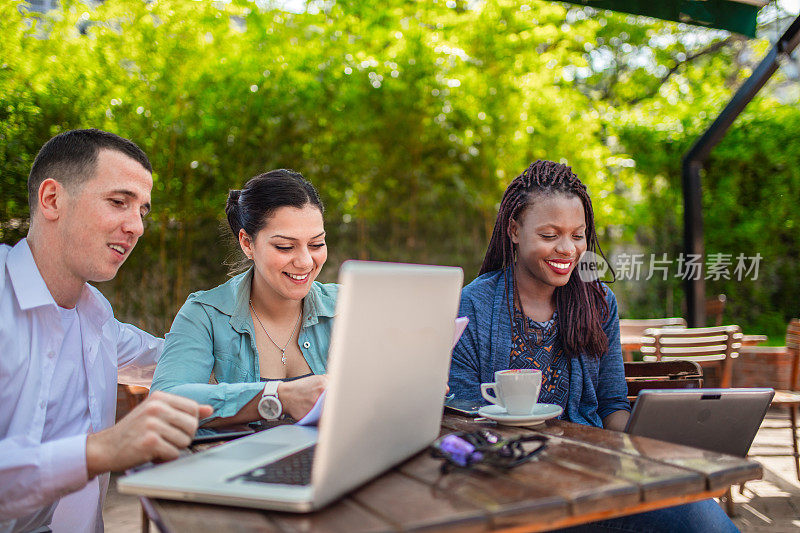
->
[230,446,316,486]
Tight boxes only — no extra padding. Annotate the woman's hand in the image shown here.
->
[278,375,328,420]
[203,374,328,427]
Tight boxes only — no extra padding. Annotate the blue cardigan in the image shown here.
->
[448,269,630,428]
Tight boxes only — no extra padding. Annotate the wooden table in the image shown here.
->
[741,334,769,346]
[138,414,762,532]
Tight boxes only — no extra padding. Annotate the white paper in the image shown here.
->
[453,316,469,349]
[297,390,326,426]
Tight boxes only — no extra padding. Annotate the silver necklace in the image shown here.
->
[249,300,302,365]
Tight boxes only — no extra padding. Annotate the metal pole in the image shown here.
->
[681,14,800,327]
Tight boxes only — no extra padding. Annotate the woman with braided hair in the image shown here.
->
[450,160,628,428]
[449,160,737,532]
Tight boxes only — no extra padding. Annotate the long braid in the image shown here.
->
[480,160,614,358]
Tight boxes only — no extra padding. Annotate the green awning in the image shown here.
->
[567,1,766,38]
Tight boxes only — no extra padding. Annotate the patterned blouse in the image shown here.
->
[509,307,571,415]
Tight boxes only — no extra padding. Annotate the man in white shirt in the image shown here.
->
[0,129,213,533]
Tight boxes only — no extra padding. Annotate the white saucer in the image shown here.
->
[477,403,563,426]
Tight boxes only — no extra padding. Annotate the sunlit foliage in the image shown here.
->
[0,0,796,336]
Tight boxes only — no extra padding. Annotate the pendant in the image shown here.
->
[281,352,287,365]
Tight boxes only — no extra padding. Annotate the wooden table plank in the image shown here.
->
[441,416,641,516]
[349,470,489,532]
[269,498,396,533]
[507,454,640,516]
[527,434,704,501]
[150,500,280,533]
[442,416,706,501]
[532,419,763,490]
[492,488,728,533]
[398,451,568,530]
[443,414,760,494]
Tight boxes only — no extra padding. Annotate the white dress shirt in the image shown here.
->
[48,307,99,533]
[0,239,163,533]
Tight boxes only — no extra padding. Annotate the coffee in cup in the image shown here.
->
[480,369,542,415]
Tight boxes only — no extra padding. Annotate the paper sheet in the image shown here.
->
[453,316,469,349]
[297,390,326,426]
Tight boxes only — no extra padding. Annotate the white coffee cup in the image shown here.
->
[480,369,542,415]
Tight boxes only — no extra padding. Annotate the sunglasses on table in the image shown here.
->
[430,429,548,473]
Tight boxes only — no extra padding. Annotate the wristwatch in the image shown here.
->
[258,380,283,420]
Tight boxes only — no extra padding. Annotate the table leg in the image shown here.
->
[141,502,150,533]
[722,486,735,517]
[790,404,799,481]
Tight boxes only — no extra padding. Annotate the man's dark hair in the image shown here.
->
[27,129,152,213]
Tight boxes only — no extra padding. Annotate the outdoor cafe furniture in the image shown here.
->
[741,334,769,346]
[623,361,703,406]
[640,325,742,388]
[623,332,765,360]
[619,318,687,362]
[705,295,727,327]
[620,319,767,365]
[740,318,800,481]
[136,413,762,533]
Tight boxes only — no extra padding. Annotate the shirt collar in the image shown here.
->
[7,238,112,322]
[302,281,336,327]
[7,238,58,311]
[191,267,337,332]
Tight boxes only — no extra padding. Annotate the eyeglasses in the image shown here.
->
[430,430,547,473]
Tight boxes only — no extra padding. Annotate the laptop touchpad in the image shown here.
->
[207,442,288,461]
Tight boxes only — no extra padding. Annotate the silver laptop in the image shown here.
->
[625,388,774,457]
[118,261,463,511]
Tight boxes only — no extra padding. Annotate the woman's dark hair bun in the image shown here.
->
[224,170,323,239]
[225,189,243,236]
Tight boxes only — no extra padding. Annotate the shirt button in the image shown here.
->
[303,341,311,349]
[39,400,46,409]
[47,351,55,359]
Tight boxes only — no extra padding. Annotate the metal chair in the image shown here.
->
[640,325,742,388]
[618,318,686,362]
[619,317,687,338]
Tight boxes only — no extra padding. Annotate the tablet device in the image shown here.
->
[191,425,255,445]
[444,397,483,416]
[625,388,774,457]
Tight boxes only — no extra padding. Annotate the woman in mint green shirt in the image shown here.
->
[151,169,336,423]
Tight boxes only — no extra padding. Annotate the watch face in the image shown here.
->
[258,396,281,420]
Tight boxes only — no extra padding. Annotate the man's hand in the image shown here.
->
[278,375,328,420]
[85,391,213,478]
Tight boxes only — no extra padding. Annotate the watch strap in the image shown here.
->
[262,379,281,399]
